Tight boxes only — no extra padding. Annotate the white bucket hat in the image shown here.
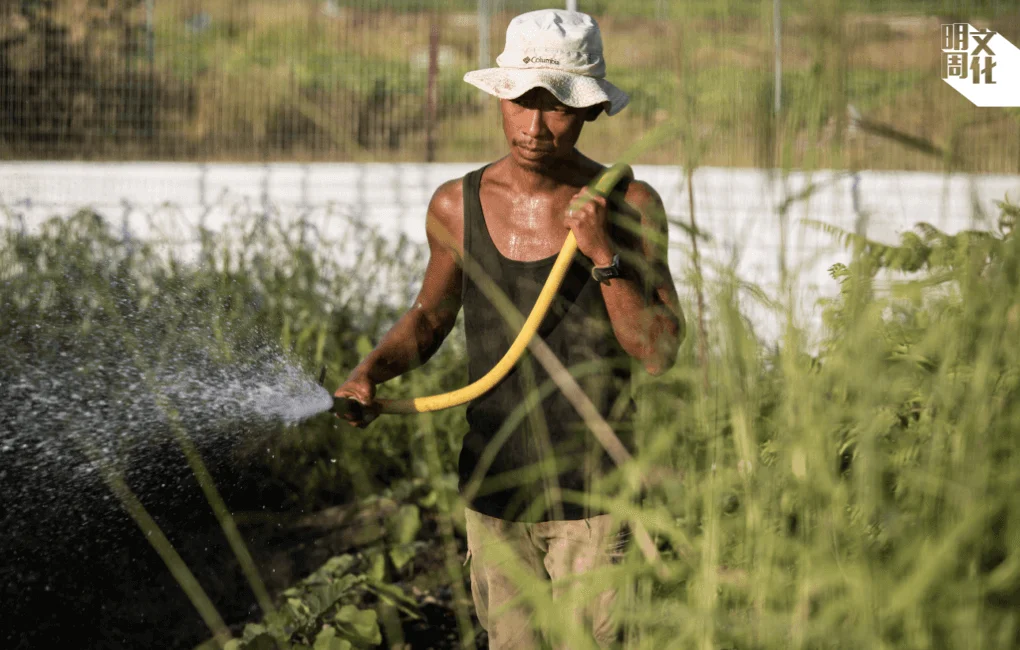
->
[464,9,630,116]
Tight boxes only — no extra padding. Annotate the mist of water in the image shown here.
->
[0,334,333,470]
[0,293,336,585]
[0,212,369,648]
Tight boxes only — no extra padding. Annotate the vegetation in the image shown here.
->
[1,0,1018,170]
[3,1,1020,648]
[0,206,470,648]
[215,553,416,650]
[3,178,1019,647]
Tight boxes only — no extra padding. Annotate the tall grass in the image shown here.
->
[625,210,1019,648]
[3,182,1018,649]
[3,1,1020,648]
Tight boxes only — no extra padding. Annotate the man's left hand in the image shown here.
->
[564,187,615,267]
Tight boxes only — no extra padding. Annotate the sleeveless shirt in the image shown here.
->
[457,164,636,522]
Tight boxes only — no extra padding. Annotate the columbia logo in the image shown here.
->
[523,56,559,65]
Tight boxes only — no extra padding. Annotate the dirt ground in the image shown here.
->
[0,450,485,650]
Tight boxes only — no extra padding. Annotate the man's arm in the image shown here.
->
[334,179,464,426]
[564,180,685,376]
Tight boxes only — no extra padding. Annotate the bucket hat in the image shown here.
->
[463,9,629,116]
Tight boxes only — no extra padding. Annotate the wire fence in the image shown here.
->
[1,0,1018,171]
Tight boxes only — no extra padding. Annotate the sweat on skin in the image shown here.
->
[335,9,685,646]
[335,89,684,418]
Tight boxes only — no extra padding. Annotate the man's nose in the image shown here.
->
[523,108,549,138]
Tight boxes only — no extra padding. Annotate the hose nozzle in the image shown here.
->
[329,395,376,424]
[320,366,375,423]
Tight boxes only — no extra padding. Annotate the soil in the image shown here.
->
[0,444,486,650]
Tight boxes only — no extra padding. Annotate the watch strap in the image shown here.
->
[591,253,622,283]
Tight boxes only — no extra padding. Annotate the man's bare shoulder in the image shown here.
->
[428,177,464,222]
[607,177,666,233]
[622,178,667,222]
[426,177,466,254]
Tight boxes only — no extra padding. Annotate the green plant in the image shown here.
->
[5,183,1020,649]
[215,553,418,650]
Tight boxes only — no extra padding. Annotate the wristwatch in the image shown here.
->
[591,253,622,284]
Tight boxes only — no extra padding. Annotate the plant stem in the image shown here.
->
[89,273,277,617]
[90,449,232,647]
[686,165,710,391]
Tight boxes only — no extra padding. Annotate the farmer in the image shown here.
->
[335,9,683,648]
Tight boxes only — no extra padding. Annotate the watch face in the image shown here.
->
[592,254,622,282]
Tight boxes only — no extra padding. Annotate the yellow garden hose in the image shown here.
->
[330,162,673,579]
[332,162,634,418]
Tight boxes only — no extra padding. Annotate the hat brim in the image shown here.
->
[463,68,629,116]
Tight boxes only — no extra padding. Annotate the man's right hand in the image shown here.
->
[334,374,380,428]
[329,179,463,429]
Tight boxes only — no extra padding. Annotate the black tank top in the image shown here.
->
[457,164,635,522]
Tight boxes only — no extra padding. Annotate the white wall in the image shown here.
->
[2,162,1018,342]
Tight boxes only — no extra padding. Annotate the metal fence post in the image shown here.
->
[773,0,782,114]
[426,17,439,162]
[479,0,491,68]
[146,0,156,145]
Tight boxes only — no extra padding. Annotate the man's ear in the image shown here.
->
[584,105,604,122]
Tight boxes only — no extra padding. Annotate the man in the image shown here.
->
[335,9,683,649]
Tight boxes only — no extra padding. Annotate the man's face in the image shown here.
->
[500,88,595,170]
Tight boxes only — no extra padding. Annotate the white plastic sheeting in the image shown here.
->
[2,162,1018,342]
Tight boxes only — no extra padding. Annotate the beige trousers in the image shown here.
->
[464,508,628,650]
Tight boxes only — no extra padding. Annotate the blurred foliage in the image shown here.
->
[1,0,1017,168]
[621,196,1020,648]
[0,0,191,154]
[0,205,467,509]
[3,194,1020,647]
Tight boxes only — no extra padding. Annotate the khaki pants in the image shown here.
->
[464,508,628,650]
